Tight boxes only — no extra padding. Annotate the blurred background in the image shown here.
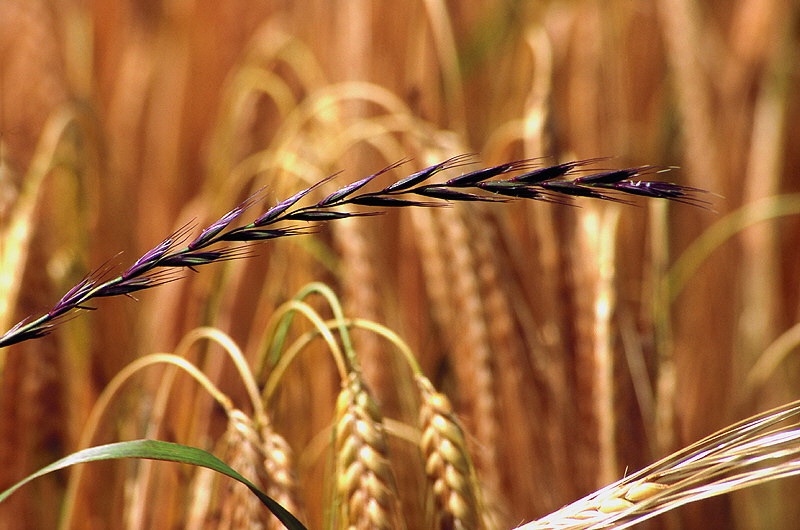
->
[1,0,800,528]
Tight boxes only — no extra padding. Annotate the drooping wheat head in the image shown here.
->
[334,371,403,530]
[258,420,304,528]
[216,410,280,529]
[416,374,483,530]
[210,409,304,530]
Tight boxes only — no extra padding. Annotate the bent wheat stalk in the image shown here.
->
[0,156,708,348]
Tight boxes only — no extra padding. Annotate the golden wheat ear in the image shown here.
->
[207,410,305,530]
[334,372,404,530]
[416,374,484,530]
[258,420,304,529]
[216,410,278,529]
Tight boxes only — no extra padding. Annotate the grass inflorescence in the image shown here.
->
[0,156,708,349]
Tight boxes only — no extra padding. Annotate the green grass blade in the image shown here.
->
[0,439,306,530]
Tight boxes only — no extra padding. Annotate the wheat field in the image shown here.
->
[1,1,800,529]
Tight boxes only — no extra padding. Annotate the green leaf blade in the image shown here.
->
[0,439,306,530]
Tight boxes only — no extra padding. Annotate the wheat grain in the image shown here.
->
[258,421,304,529]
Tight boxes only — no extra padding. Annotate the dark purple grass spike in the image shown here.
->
[188,190,263,250]
[540,181,630,203]
[48,277,97,318]
[0,325,52,347]
[608,181,713,208]
[219,226,309,242]
[477,181,547,200]
[478,181,577,205]
[382,154,475,193]
[317,159,409,207]
[94,271,181,298]
[122,223,194,279]
[254,173,341,226]
[49,257,118,315]
[573,168,645,185]
[631,181,705,197]
[511,163,577,183]
[284,210,380,222]
[413,186,506,202]
[445,159,539,187]
[511,158,606,183]
[0,155,713,350]
[122,240,172,279]
[349,196,442,208]
[159,246,253,268]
